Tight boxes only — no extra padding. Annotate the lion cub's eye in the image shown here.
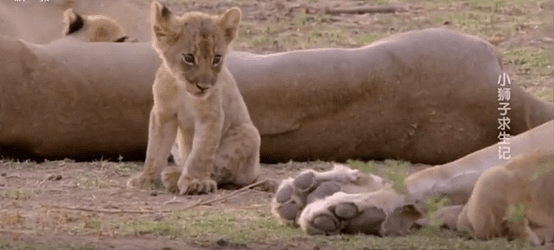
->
[183,54,195,65]
[213,54,222,66]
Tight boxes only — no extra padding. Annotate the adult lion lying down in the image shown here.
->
[272,120,553,245]
[0,28,551,164]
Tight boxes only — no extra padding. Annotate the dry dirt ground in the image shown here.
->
[0,160,321,250]
[0,0,552,249]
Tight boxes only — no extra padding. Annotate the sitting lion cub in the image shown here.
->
[127,2,262,195]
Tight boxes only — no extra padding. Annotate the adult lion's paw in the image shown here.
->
[272,164,380,225]
[178,175,217,195]
[297,191,421,236]
[127,173,160,190]
[298,192,386,235]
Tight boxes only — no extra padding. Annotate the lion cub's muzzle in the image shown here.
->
[188,75,216,96]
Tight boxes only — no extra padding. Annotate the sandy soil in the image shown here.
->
[0,0,551,249]
[0,160,311,249]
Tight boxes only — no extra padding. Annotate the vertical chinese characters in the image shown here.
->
[497,73,511,159]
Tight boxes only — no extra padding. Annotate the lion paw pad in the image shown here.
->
[271,164,369,225]
[298,193,387,235]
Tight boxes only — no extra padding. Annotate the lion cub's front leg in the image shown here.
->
[177,100,223,195]
[127,109,178,189]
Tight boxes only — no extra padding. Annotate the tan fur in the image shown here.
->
[456,151,553,245]
[281,120,553,245]
[406,120,553,205]
[126,2,261,195]
[0,28,551,163]
[59,8,128,43]
[408,121,553,245]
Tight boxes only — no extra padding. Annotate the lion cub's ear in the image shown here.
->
[151,1,177,40]
[63,8,84,35]
[218,7,241,44]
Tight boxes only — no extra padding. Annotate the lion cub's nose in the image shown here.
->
[193,75,215,90]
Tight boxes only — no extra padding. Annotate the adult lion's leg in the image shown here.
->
[454,167,509,240]
[213,123,261,187]
[127,109,178,189]
[406,120,554,205]
[456,151,553,245]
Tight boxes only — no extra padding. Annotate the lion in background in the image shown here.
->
[0,0,150,44]
[53,8,130,43]
[61,8,128,42]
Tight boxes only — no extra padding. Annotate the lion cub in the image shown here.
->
[127,2,261,195]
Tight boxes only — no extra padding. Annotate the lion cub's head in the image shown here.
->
[150,2,241,97]
[63,8,129,42]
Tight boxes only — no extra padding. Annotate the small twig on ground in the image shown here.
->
[5,174,22,179]
[43,205,170,214]
[163,196,179,205]
[0,229,37,235]
[324,5,407,15]
[247,188,270,195]
[36,179,47,188]
[44,180,269,214]
[181,179,269,210]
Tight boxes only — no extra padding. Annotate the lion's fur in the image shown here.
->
[456,151,553,245]
[408,120,553,245]
[126,2,260,195]
[407,120,554,206]
[0,28,551,163]
[59,8,128,43]
[286,120,553,244]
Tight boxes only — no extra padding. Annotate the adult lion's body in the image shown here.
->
[229,29,551,164]
[274,121,553,245]
[0,28,551,163]
[126,3,260,194]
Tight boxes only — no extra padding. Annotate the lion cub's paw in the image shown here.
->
[127,173,160,190]
[258,178,280,193]
[161,166,182,193]
[271,164,364,225]
[177,175,217,195]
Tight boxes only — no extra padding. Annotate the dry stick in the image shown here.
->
[163,196,178,205]
[324,5,406,15]
[5,174,22,179]
[0,229,37,235]
[43,205,170,214]
[180,179,269,210]
[42,180,268,214]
